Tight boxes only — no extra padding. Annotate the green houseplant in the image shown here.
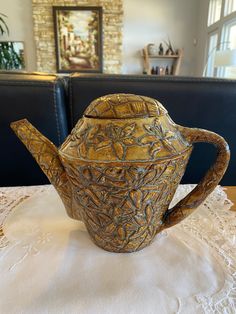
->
[0,13,24,70]
[0,13,9,35]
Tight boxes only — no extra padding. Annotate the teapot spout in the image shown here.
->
[10,119,79,220]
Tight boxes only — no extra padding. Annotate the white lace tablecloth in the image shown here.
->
[0,185,235,314]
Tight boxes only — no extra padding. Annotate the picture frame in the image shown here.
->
[53,6,103,73]
[0,41,25,71]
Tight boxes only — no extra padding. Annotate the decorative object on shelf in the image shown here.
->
[53,6,103,73]
[0,41,25,70]
[159,43,164,55]
[164,37,175,55]
[11,94,230,253]
[147,43,158,56]
[165,65,169,75]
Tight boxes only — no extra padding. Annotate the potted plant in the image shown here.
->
[0,13,9,35]
[0,13,24,70]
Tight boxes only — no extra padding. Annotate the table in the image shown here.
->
[224,186,236,211]
[0,185,235,314]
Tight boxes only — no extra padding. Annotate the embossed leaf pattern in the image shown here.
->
[142,167,158,185]
[149,142,162,159]
[143,123,154,135]
[70,124,97,159]
[94,122,137,160]
[141,118,178,156]
[96,140,111,150]
[148,225,155,237]
[124,169,143,187]
[122,123,136,137]
[81,168,92,181]
[106,125,120,139]
[105,123,136,142]
[105,223,116,234]
[112,142,124,160]
[124,166,162,189]
[122,138,136,145]
[68,117,182,160]
[134,215,147,227]
[145,204,153,223]
[88,125,101,140]
[117,226,126,240]
[129,189,143,208]
[70,127,88,145]
[97,213,112,227]
[140,135,157,144]
[79,142,87,159]
[74,156,189,252]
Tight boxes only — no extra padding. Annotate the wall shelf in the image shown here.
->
[148,55,179,59]
[142,46,183,75]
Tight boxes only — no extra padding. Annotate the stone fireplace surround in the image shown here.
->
[32,0,123,73]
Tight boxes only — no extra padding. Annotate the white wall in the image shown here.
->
[122,0,199,76]
[0,0,36,71]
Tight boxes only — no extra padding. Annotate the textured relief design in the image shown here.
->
[84,94,167,118]
[62,94,190,162]
[141,118,182,155]
[64,154,190,252]
[70,121,137,160]
[92,122,137,160]
[64,117,189,161]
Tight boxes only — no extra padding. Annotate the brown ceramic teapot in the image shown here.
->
[11,94,230,253]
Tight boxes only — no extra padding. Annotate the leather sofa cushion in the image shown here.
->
[0,73,68,186]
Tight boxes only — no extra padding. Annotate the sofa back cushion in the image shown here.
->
[0,73,68,186]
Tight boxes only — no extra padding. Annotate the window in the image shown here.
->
[224,0,236,16]
[208,0,222,26]
[206,0,236,78]
[222,20,236,77]
[223,20,236,49]
[205,33,218,76]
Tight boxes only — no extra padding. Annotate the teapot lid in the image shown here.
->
[84,94,167,119]
[60,93,190,162]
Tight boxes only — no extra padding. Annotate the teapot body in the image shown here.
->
[11,94,230,253]
[59,111,192,252]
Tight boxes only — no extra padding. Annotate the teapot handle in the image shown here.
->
[162,126,230,228]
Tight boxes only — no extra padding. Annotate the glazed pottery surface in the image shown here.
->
[11,94,230,252]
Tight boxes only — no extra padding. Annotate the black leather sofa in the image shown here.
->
[0,73,68,186]
[1,72,235,186]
